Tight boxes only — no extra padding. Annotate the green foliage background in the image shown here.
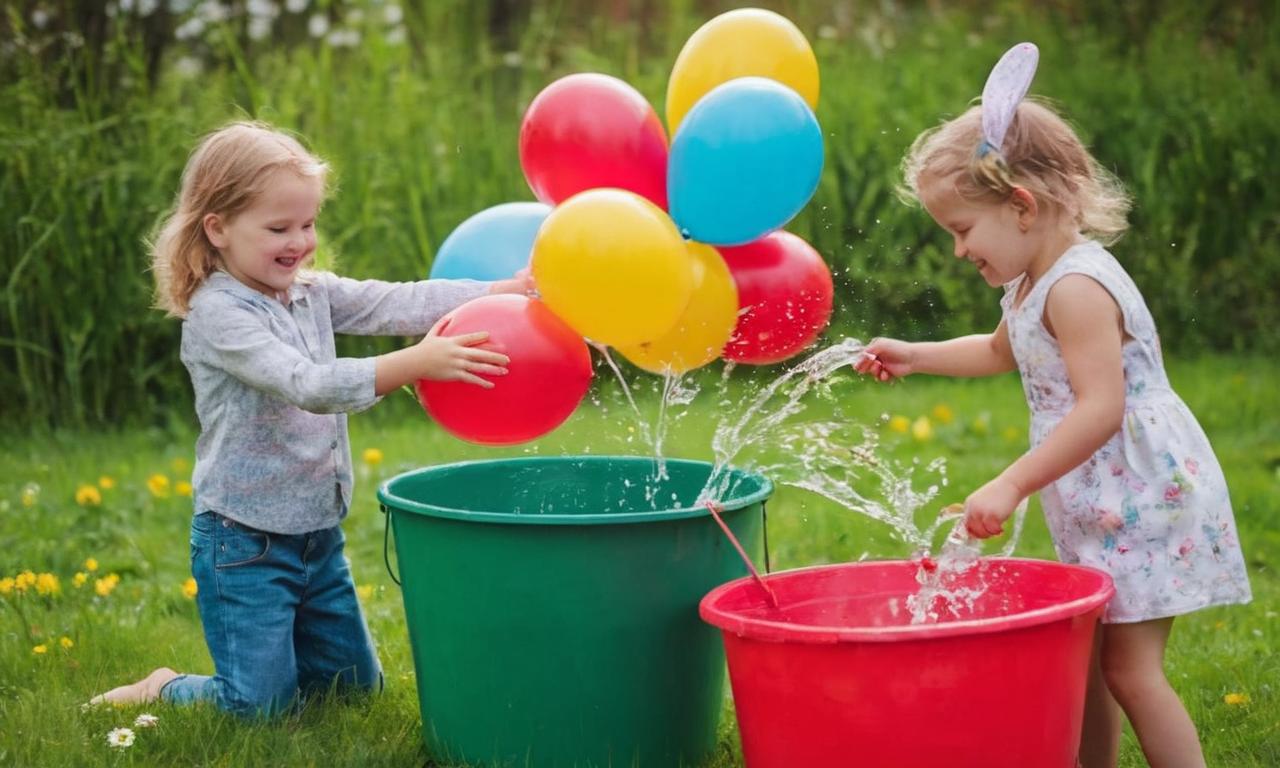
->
[2,0,1277,429]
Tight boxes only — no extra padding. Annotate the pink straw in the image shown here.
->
[704,500,779,609]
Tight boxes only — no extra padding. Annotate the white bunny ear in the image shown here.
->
[981,42,1039,155]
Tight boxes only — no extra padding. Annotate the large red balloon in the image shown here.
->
[718,231,834,365]
[416,295,593,446]
[519,73,669,210]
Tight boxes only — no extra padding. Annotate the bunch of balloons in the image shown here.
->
[421,8,835,445]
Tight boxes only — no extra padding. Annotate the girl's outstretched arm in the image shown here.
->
[965,274,1127,537]
[854,320,1016,381]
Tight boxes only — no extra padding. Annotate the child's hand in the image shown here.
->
[488,268,536,297]
[852,338,915,382]
[413,325,510,388]
[963,477,1023,538]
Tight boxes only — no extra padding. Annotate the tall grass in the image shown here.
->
[1,0,1277,429]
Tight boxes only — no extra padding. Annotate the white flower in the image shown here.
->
[196,1,230,23]
[307,13,329,38]
[134,713,159,728]
[326,28,360,48]
[247,0,278,19]
[248,16,272,40]
[501,51,523,67]
[138,0,160,15]
[120,0,136,12]
[384,26,405,45]
[175,17,205,39]
[173,55,202,77]
[382,4,403,26]
[284,0,307,13]
[32,8,51,29]
[106,728,136,748]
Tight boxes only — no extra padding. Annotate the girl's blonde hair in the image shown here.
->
[899,99,1131,245]
[150,121,329,317]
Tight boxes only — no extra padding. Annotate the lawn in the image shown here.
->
[0,353,1275,766]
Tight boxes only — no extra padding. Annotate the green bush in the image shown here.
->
[1,0,1276,429]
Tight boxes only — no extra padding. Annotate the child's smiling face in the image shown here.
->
[918,172,1031,288]
[206,170,323,299]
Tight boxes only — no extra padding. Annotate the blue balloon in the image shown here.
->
[668,77,824,246]
[429,202,553,280]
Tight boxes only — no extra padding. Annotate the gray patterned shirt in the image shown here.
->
[181,270,489,534]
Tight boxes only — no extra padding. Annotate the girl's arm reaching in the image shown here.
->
[964,274,1127,537]
[853,320,1016,381]
[374,324,509,395]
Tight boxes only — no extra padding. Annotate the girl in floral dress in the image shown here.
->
[855,44,1251,768]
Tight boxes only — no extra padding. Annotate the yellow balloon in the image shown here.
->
[666,8,820,135]
[618,242,738,375]
[532,189,693,348]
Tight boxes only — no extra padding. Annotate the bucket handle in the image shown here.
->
[380,503,401,587]
[704,500,779,609]
[762,500,771,574]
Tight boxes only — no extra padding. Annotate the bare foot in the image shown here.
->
[88,667,180,707]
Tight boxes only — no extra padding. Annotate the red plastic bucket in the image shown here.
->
[699,558,1114,768]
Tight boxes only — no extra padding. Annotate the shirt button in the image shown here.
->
[331,440,338,450]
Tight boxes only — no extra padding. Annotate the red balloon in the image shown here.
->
[519,73,669,210]
[416,295,593,446]
[718,231,834,365]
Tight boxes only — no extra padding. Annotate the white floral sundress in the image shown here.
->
[1002,241,1252,623]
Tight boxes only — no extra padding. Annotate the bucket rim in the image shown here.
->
[699,557,1115,643]
[376,455,773,525]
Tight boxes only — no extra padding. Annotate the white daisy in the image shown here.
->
[106,728,136,748]
[134,713,159,728]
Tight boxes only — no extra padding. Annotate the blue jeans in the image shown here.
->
[160,511,382,717]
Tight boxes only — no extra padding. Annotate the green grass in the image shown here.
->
[1,354,1276,766]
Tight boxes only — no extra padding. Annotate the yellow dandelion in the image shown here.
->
[1223,692,1250,706]
[0,577,13,595]
[76,484,102,507]
[971,414,991,436]
[1214,620,1227,630]
[176,481,193,497]
[181,577,198,599]
[59,636,74,650]
[356,584,375,601]
[98,476,116,490]
[931,404,955,424]
[1002,426,1021,442]
[32,644,47,655]
[147,474,171,498]
[73,572,87,588]
[94,573,120,597]
[21,483,39,508]
[35,573,60,596]
[15,570,36,593]
[84,557,99,572]
[362,448,384,466]
[888,415,910,434]
[911,416,934,442]
[170,457,190,474]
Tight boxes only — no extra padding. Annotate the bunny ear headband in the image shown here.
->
[978,42,1039,158]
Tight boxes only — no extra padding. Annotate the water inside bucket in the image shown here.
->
[703,557,1114,641]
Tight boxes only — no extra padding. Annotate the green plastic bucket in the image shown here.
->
[377,456,772,767]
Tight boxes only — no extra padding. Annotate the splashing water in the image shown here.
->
[699,338,871,505]
[592,344,701,502]
[595,336,1027,623]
